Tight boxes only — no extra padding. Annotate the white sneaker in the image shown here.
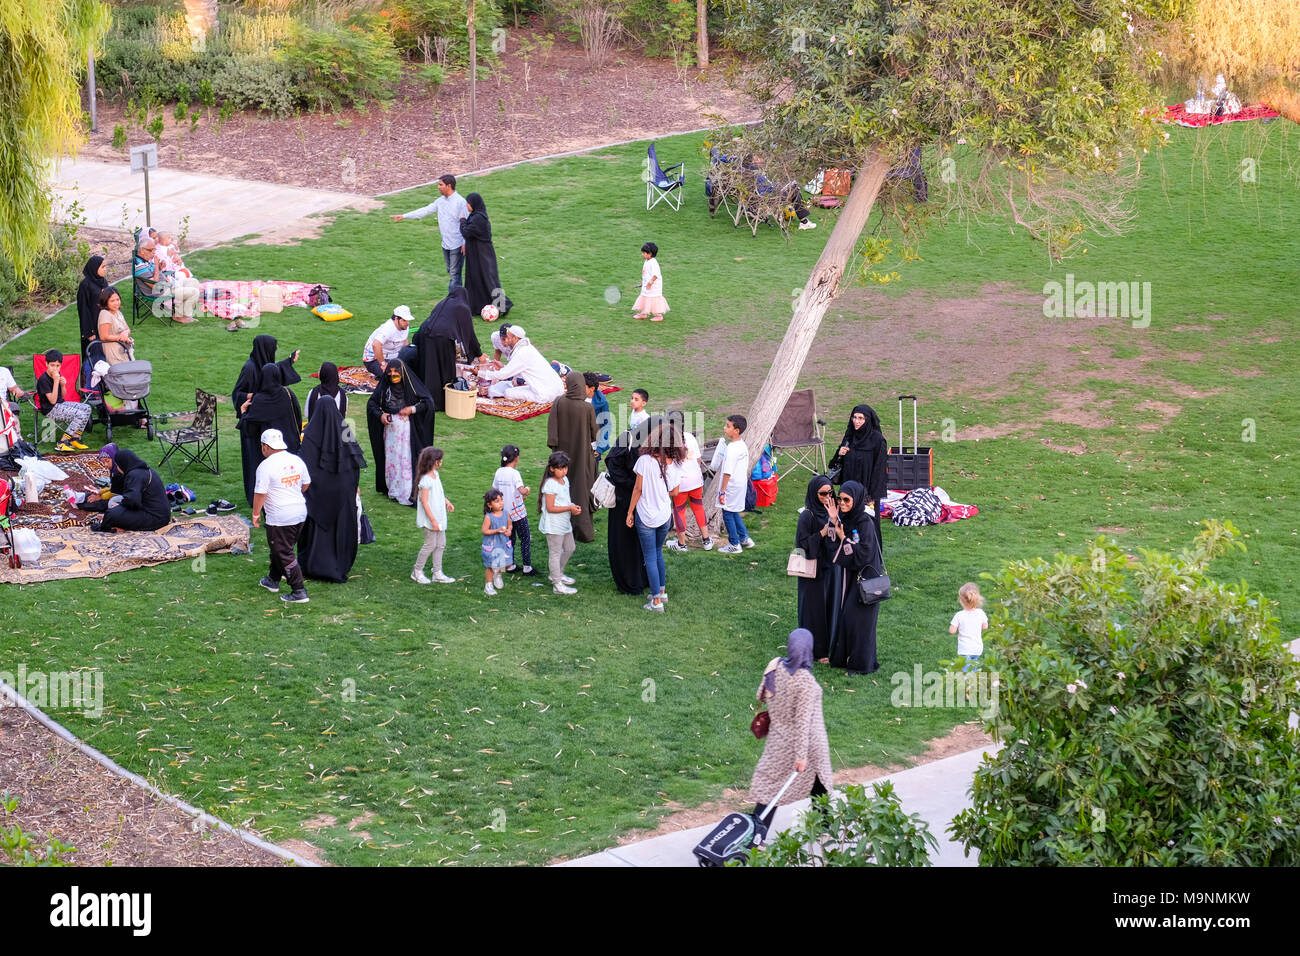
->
[560,575,575,586]
[643,600,665,612]
[718,544,743,554]
[657,591,668,603]
[494,570,504,588]
[665,540,688,553]
[485,583,498,596]
[553,583,577,595]
[702,538,714,551]
[411,570,432,584]
[798,220,817,230]
[742,537,757,549]
[433,572,456,583]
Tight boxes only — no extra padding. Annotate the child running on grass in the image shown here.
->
[413,447,455,584]
[481,489,513,596]
[632,242,669,322]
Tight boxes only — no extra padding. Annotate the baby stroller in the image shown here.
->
[83,340,155,441]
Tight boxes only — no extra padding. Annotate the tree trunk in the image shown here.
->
[696,0,708,69]
[700,151,893,528]
[468,0,477,158]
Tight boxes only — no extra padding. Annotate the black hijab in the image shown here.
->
[302,393,364,477]
[465,192,491,239]
[250,335,278,371]
[241,364,301,447]
[421,287,481,361]
[803,474,834,528]
[318,361,340,398]
[841,404,884,453]
[837,479,869,530]
[375,359,428,412]
[77,255,110,348]
[234,334,300,416]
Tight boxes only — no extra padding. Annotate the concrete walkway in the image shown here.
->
[557,743,999,867]
[49,157,368,245]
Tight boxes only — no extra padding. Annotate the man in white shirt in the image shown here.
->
[391,173,470,294]
[252,428,313,604]
[363,305,413,379]
[476,325,565,404]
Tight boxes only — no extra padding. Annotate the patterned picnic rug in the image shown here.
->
[199,280,321,320]
[0,514,250,584]
[333,365,378,394]
[1163,103,1280,127]
[3,451,113,531]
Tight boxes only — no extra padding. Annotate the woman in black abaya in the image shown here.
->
[413,288,482,412]
[232,334,301,414]
[305,361,347,421]
[82,448,171,533]
[829,404,889,549]
[298,397,366,582]
[603,423,650,596]
[77,255,110,361]
[827,480,883,675]
[795,474,842,662]
[461,192,513,320]
[237,364,303,506]
[366,359,434,507]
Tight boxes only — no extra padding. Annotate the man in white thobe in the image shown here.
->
[477,326,565,404]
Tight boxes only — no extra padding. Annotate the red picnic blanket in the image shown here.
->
[1163,103,1280,127]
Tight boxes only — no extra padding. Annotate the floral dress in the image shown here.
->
[482,512,513,569]
[383,391,413,504]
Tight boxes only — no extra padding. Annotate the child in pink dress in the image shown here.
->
[633,241,669,322]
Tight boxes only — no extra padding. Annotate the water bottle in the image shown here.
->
[852,529,860,545]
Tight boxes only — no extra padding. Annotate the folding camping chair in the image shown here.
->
[156,388,220,479]
[706,148,737,220]
[645,142,685,212]
[770,388,827,482]
[30,352,86,446]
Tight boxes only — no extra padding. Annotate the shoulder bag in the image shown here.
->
[590,471,616,509]
[857,561,891,605]
[786,548,818,578]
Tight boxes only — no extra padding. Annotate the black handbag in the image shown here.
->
[857,564,891,605]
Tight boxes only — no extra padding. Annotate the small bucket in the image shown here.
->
[444,384,476,420]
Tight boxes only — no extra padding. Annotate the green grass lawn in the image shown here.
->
[1,121,1296,864]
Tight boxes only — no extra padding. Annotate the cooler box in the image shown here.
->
[753,476,778,507]
[258,284,284,313]
[444,384,476,420]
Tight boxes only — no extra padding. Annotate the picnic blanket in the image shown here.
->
[0,514,249,584]
[199,280,321,321]
[878,486,979,525]
[329,365,379,394]
[3,451,113,530]
[477,384,623,422]
[1163,103,1280,127]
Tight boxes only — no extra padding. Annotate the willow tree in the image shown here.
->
[709,0,1186,507]
[0,0,109,282]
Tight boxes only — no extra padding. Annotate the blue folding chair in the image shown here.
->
[645,142,685,212]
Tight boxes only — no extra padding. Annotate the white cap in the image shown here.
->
[507,325,526,339]
[260,428,287,450]
[393,305,414,323]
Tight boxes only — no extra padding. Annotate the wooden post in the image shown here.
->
[87,48,97,132]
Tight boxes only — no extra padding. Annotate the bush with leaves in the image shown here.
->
[211,55,303,117]
[0,213,88,342]
[1,793,76,867]
[386,0,502,67]
[622,0,694,59]
[280,13,402,112]
[950,521,1300,866]
[741,780,937,867]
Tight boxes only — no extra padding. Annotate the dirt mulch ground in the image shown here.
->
[605,722,994,847]
[0,703,290,866]
[80,27,758,195]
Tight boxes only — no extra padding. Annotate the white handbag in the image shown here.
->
[786,548,818,578]
[590,472,616,510]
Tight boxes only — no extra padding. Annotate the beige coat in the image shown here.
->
[749,663,833,805]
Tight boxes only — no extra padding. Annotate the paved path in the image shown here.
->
[49,157,369,245]
[557,743,999,867]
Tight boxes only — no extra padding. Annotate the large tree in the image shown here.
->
[707,0,1190,513]
[0,0,109,282]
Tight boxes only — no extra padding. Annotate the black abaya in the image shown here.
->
[830,403,888,549]
[461,193,513,319]
[827,481,883,675]
[795,475,839,660]
[365,360,435,501]
[238,364,303,506]
[298,398,366,582]
[414,289,480,412]
[232,334,301,413]
[99,449,171,532]
[604,429,649,595]
[77,256,109,360]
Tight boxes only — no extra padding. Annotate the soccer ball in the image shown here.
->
[480,304,499,323]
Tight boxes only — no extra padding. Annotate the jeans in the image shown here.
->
[443,246,465,293]
[364,359,385,380]
[634,514,670,596]
[510,514,532,568]
[721,509,748,546]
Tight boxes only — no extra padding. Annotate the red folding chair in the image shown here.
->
[31,353,84,445]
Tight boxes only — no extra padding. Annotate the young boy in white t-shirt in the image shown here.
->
[949,582,989,670]
[252,428,312,604]
[711,414,753,554]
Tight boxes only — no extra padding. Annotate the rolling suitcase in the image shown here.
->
[887,394,933,491]
[692,770,800,867]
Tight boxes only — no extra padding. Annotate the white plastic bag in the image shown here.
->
[17,456,68,501]
[12,528,41,564]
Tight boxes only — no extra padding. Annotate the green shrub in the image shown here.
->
[281,14,402,111]
[622,0,694,59]
[742,781,938,867]
[111,123,127,150]
[0,215,86,343]
[147,112,165,142]
[211,56,302,117]
[388,0,503,67]
[949,521,1300,866]
[417,62,447,90]
[1,794,76,867]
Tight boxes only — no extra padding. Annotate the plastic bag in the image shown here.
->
[18,456,68,501]
[12,528,41,564]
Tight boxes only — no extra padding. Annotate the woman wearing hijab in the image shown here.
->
[237,364,303,507]
[86,448,171,533]
[365,358,434,507]
[547,370,599,542]
[305,361,348,422]
[749,629,833,819]
[461,192,513,320]
[298,397,367,583]
[232,335,301,415]
[77,255,110,361]
[795,474,842,662]
[603,425,650,596]
[827,480,884,675]
[829,404,889,549]
[413,288,482,412]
